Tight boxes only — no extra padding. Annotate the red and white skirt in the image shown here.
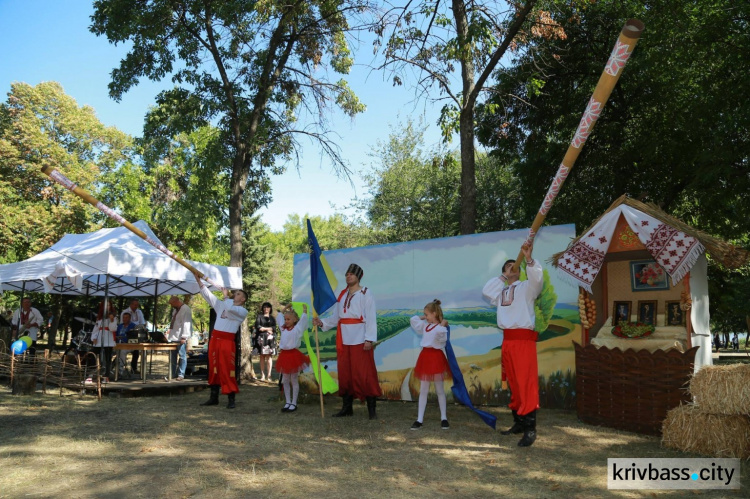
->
[414,347,451,381]
[275,348,310,374]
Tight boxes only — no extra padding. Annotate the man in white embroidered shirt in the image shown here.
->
[165,295,192,381]
[482,242,543,447]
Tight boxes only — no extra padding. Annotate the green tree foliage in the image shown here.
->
[0,82,135,263]
[358,118,524,243]
[91,0,369,267]
[477,0,750,333]
[374,1,566,234]
[262,213,373,303]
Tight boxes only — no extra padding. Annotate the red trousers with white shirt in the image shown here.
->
[502,328,539,416]
[209,330,239,394]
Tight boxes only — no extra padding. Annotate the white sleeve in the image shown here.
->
[32,309,44,326]
[180,307,192,340]
[319,301,339,332]
[224,301,249,322]
[199,286,219,310]
[276,312,285,329]
[364,293,378,343]
[482,277,504,306]
[410,315,425,335]
[525,259,544,298]
[293,313,308,344]
[434,326,448,348]
[11,309,20,326]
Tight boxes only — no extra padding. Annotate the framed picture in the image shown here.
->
[665,300,685,326]
[637,300,658,326]
[630,260,670,292]
[613,301,632,325]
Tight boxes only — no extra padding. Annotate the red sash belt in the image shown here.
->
[337,317,364,351]
[212,330,235,341]
[503,328,538,341]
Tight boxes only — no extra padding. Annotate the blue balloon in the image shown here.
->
[11,340,28,355]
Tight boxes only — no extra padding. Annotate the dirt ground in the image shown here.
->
[0,383,747,499]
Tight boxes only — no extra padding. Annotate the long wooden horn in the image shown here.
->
[512,19,644,271]
[40,164,225,290]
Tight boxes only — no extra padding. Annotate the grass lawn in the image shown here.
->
[0,383,747,498]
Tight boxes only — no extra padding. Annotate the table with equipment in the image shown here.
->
[114,343,179,383]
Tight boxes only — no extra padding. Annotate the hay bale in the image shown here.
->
[689,364,750,414]
[662,404,750,459]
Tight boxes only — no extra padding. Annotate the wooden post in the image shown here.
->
[313,322,325,418]
[511,20,644,271]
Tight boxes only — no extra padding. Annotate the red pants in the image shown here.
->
[502,329,539,416]
[337,343,382,400]
[208,330,239,394]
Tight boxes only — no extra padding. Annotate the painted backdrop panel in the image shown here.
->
[292,224,579,408]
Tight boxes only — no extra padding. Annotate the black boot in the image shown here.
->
[227,392,236,409]
[332,394,354,417]
[517,410,537,447]
[501,410,524,435]
[366,397,377,420]
[200,385,220,406]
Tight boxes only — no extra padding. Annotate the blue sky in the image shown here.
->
[0,1,446,231]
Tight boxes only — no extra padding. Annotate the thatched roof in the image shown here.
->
[550,195,750,269]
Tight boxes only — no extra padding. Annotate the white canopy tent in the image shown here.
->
[0,221,242,297]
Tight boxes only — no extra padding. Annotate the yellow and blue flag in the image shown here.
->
[307,219,337,315]
[305,219,339,394]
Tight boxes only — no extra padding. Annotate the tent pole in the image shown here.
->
[15,281,27,340]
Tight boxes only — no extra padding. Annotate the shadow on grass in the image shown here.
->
[0,384,747,498]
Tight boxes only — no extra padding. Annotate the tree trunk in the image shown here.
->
[459,108,477,234]
[453,0,476,235]
[239,321,256,381]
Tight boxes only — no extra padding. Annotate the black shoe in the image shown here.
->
[501,410,524,435]
[227,393,236,409]
[200,385,220,406]
[332,394,354,417]
[366,397,377,420]
[410,421,423,430]
[517,411,537,447]
[281,404,291,412]
[287,404,297,413]
[441,419,450,430]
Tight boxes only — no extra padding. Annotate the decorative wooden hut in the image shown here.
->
[550,195,749,435]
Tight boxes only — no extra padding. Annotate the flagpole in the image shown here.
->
[511,19,644,272]
[312,319,326,419]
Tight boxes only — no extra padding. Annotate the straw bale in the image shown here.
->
[689,364,750,415]
[662,404,750,459]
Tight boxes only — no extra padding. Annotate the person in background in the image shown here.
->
[91,305,117,381]
[115,312,136,377]
[165,295,192,381]
[11,297,43,356]
[254,302,277,382]
[121,299,146,373]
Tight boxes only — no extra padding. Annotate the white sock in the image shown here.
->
[282,374,291,404]
[291,372,299,406]
[435,375,447,420]
[417,380,430,423]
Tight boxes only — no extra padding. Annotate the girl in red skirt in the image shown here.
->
[275,304,310,413]
[410,299,451,430]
